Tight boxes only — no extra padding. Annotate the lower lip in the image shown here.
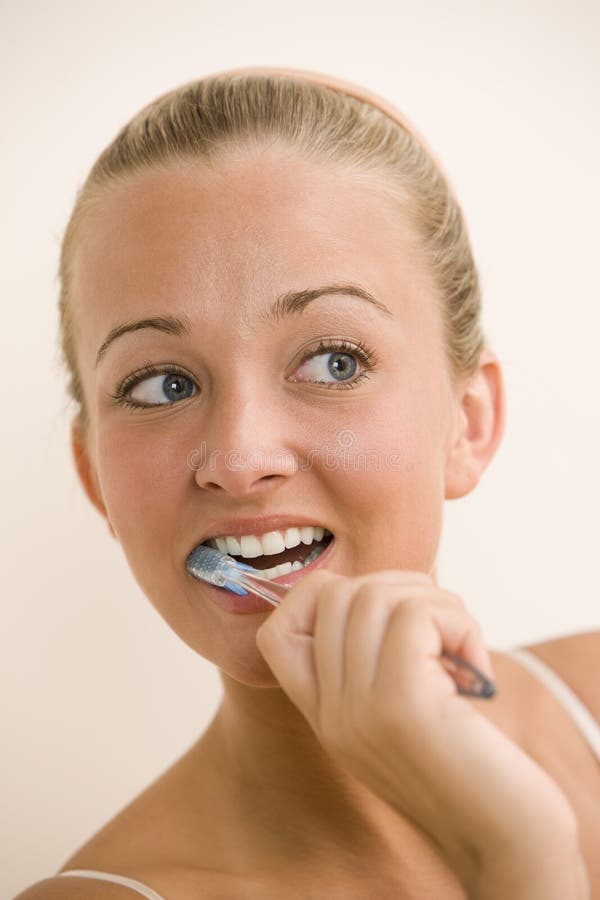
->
[197,537,337,615]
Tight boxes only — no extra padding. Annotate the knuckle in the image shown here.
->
[345,571,432,596]
[361,569,433,585]
[352,582,384,605]
[320,578,353,608]
[437,589,467,611]
[470,616,483,633]
[394,594,426,618]
[452,592,467,612]
[304,570,344,592]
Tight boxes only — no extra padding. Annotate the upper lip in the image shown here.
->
[190,514,334,549]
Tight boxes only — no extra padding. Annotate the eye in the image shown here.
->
[290,339,376,390]
[110,364,198,410]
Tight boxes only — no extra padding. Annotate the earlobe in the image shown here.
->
[444,349,506,500]
[70,419,116,538]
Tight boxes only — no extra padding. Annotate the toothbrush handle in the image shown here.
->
[234,566,495,699]
[441,652,496,699]
[226,565,289,605]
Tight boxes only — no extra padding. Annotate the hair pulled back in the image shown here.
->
[58,71,486,432]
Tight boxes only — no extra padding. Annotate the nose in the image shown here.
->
[190,389,299,497]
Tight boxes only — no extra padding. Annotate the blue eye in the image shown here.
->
[290,339,375,390]
[294,350,358,383]
[111,339,376,411]
[111,365,197,409]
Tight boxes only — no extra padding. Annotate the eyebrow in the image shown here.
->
[94,282,393,368]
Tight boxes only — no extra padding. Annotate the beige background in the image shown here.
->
[2,0,599,895]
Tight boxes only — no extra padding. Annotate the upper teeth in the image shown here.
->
[207,525,330,557]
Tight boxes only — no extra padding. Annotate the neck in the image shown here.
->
[195,670,434,873]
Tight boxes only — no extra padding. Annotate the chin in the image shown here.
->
[215,652,282,688]
[220,668,282,689]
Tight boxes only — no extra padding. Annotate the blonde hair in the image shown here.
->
[58,71,486,433]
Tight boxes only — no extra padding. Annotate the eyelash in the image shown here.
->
[299,338,376,389]
[109,339,377,411]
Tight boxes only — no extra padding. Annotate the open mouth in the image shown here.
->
[202,529,334,581]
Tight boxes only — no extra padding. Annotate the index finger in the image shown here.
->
[259,568,433,639]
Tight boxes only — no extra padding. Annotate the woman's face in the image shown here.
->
[70,147,469,685]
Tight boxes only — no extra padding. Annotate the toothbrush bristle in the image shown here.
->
[186,543,235,585]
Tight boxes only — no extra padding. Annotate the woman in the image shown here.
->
[17,66,598,899]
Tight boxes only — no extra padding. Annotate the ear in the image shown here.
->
[444,348,506,500]
[70,418,116,538]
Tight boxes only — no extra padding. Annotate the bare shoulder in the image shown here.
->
[519,629,600,722]
[482,630,600,735]
[13,875,138,899]
[489,632,600,897]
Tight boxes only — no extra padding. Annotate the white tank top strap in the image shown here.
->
[57,869,166,900]
[506,647,600,763]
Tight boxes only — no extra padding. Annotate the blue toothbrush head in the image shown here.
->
[186,543,257,595]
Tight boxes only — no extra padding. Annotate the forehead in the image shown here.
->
[71,148,439,355]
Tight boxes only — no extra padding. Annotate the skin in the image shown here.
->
[65,143,578,894]
[70,145,504,662]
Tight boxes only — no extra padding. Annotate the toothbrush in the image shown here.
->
[186,544,496,699]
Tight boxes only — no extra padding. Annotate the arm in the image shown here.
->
[255,570,591,899]
[471,820,590,900]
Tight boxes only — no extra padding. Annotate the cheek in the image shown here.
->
[324,393,446,570]
[95,425,188,546]
[94,426,189,617]
[342,453,443,571]
[93,426,281,685]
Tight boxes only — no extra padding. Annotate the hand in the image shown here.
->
[255,569,585,895]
